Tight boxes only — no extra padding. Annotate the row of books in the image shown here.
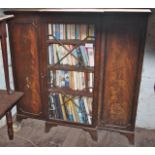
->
[48,44,95,67]
[48,24,95,40]
[49,70,94,92]
[48,93,93,124]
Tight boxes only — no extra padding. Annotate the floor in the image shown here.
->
[0,118,155,147]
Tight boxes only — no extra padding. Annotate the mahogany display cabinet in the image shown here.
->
[5,9,150,144]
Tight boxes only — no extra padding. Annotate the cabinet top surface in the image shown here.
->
[5,8,151,13]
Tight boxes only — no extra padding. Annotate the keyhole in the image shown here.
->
[26,76,30,89]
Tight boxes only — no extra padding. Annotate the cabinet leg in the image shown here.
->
[83,128,98,141]
[125,133,134,145]
[45,122,57,133]
[119,132,134,145]
[6,111,13,140]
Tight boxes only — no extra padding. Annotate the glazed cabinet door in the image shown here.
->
[39,13,101,128]
[99,14,148,131]
[8,15,43,118]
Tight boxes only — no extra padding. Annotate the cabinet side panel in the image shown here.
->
[9,22,42,115]
[101,16,144,127]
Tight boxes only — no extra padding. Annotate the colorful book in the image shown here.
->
[80,24,87,40]
[87,46,94,67]
[48,94,58,119]
[48,24,53,39]
[70,24,75,39]
[75,24,80,40]
[59,94,67,120]
[64,71,69,88]
[55,24,60,39]
[48,45,54,65]
[54,93,63,119]
[74,98,84,123]
[88,24,95,38]
[83,97,92,124]
[66,24,71,39]
[60,24,64,40]
[80,46,89,66]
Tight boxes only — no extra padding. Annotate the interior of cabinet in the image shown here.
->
[45,22,96,126]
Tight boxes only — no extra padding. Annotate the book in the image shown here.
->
[88,24,95,38]
[49,71,53,87]
[88,73,94,92]
[70,24,75,39]
[83,97,92,124]
[64,96,74,121]
[48,45,54,65]
[87,46,94,67]
[80,46,89,66]
[66,24,71,39]
[48,24,53,39]
[55,24,60,39]
[59,94,67,120]
[80,24,87,40]
[63,24,66,40]
[53,93,63,119]
[74,97,84,123]
[60,24,64,40]
[79,97,88,124]
[64,71,69,88]
[48,94,58,119]
[75,24,80,40]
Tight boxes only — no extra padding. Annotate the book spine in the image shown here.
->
[74,98,84,123]
[80,46,88,66]
[55,24,60,39]
[70,24,75,40]
[83,97,92,124]
[79,98,88,124]
[80,24,87,40]
[88,24,95,38]
[66,99,74,121]
[48,94,58,119]
[59,94,67,120]
[87,46,94,67]
[48,45,52,65]
[55,44,61,64]
[75,24,80,40]
[60,24,64,40]
[54,93,63,119]
[66,24,71,40]
[48,23,53,39]
[49,71,53,87]
[63,24,66,40]
[64,71,70,88]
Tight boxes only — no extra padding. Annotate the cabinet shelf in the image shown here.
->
[48,87,93,97]
[48,64,94,72]
[47,39,95,45]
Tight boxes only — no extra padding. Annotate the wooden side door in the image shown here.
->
[99,14,148,131]
[8,14,43,118]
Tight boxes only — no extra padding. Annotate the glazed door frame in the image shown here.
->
[38,13,102,128]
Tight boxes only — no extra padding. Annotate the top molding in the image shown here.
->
[5,8,151,13]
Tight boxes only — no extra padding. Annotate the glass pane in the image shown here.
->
[48,70,94,92]
[48,24,95,40]
[48,93,93,124]
[48,44,95,67]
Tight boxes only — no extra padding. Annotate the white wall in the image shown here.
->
[0,9,155,129]
[136,9,155,129]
